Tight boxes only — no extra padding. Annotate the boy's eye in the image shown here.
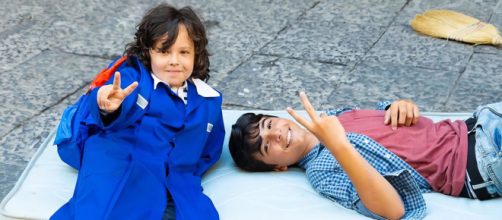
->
[264,143,269,152]
[180,50,190,54]
[154,48,169,54]
[267,120,272,129]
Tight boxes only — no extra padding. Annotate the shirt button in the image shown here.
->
[385,153,391,159]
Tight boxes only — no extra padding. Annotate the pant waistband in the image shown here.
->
[463,117,499,200]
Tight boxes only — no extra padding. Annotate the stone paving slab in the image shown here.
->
[189,0,317,35]
[0,4,47,34]
[364,25,473,72]
[327,62,458,112]
[473,7,502,55]
[46,6,143,59]
[219,55,351,110]
[305,0,407,27]
[0,50,109,137]
[394,0,499,26]
[198,0,318,85]
[0,26,50,72]
[0,162,26,201]
[260,19,386,66]
[0,92,80,200]
[207,29,274,85]
[444,53,502,111]
[0,105,37,138]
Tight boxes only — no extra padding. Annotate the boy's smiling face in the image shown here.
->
[149,24,195,88]
[253,117,317,171]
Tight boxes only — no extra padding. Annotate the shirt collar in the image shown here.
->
[151,74,220,97]
[298,144,323,169]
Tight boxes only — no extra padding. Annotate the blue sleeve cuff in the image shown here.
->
[354,200,386,220]
[376,101,392,111]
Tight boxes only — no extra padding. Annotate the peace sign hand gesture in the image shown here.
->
[97,71,138,113]
[286,91,350,151]
[287,92,406,219]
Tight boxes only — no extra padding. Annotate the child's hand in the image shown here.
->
[384,99,420,130]
[97,71,138,113]
[287,91,350,150]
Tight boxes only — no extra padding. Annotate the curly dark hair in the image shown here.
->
[228,113,278,172]
[124,3,210,81]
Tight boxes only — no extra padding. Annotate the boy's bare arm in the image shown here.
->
[287,92,404,220]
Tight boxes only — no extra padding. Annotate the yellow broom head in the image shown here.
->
[411,9,502,45]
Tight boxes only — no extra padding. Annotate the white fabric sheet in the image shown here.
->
[1,110,501,220]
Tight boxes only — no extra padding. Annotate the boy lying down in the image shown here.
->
[229,92,502,219]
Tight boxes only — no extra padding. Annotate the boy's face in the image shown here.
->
[149,24,195,88]
[253,117,315,171]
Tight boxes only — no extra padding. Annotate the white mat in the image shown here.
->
[1,110,501,220]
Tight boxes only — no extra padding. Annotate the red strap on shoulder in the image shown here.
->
[87,56,127,92]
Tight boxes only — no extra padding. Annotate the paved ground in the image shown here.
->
[1,0,502,202]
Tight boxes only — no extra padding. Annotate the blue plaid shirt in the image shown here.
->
[297,102,432,219]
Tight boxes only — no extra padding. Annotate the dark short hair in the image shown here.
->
[229,113,278,172]
[125,3,210,81]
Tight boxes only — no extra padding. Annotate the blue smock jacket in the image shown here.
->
[52,56,225,219]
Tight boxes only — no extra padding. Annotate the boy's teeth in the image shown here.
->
[287,130,291,146]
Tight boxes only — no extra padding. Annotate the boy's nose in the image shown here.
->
[266,129,281,142]
[168,54,179,65]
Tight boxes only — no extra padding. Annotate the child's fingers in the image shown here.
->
[286,107,311,130]
[384,110,390,125]
[112,71,121,90]
[298,91,318,121]
[123,81,138,97]
[412,105,420,124]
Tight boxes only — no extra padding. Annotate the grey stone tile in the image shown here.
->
[218,55,351,110]
[186,0,318,35]
[305,0,407,27]
[0,5,47,34]
[364,25,473,72]
[40,0,163,58]
[444,53,502,111]
[44,0,315,60]
[198,0,318,84]
[473,11,502,55]
[0,106,65,157]
[0,97,75,201]
[261,19,386,66]
[327,63,459,112]
[0,105,36,138]
[207,31,274,86]
[0,161,26,201]
[0,50,109,112]
[0,26,49,72]
[396,0,498,26]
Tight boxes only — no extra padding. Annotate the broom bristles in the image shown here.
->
[411,9,502,45]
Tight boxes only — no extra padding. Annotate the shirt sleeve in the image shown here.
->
[313,169,427,220]
[325,106,359,116]
[376,101,392,111]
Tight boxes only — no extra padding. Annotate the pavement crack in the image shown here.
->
[443,52,474,108]
[0,83,88,141]
[223,102,272,110]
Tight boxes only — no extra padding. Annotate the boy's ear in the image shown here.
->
[274,166,288,172]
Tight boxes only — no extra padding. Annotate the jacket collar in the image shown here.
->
[151,74,220,97]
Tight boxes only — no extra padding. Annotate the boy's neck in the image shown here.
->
[300,133,320,159]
